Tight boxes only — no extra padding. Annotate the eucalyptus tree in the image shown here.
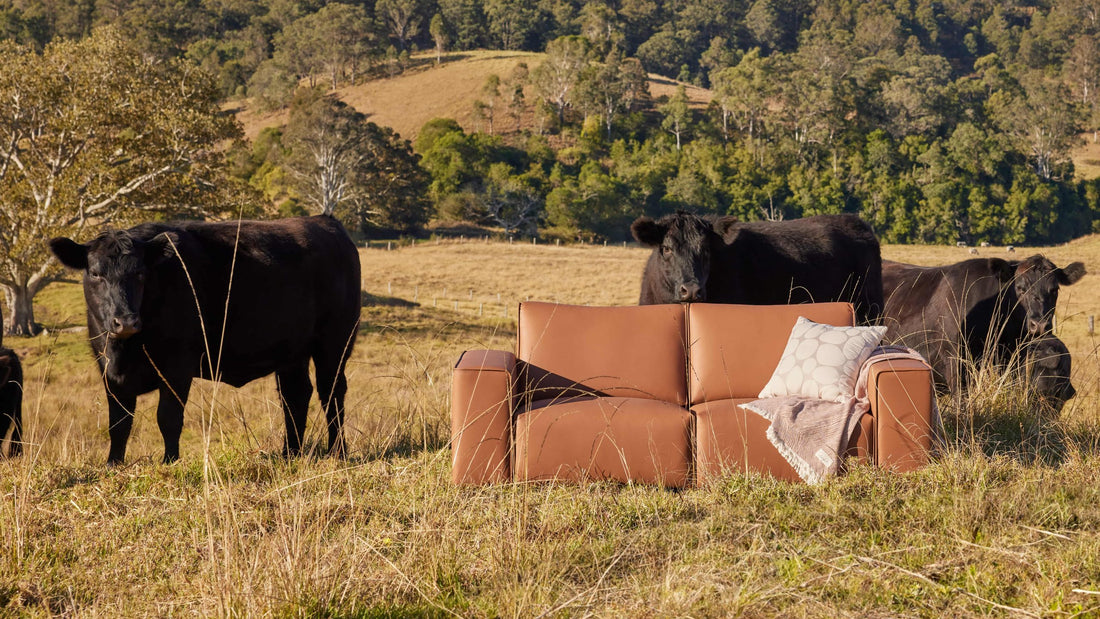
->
[0,28,244,334]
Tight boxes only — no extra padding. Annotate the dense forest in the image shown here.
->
[4,0,1100,251]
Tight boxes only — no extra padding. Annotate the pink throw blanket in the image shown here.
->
[740,346,938,484]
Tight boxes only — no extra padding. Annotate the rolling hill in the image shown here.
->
[233,50,714,143]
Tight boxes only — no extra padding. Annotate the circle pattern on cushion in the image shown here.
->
[759,317,887,402]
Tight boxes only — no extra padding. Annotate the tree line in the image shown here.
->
[5,1,1100,334]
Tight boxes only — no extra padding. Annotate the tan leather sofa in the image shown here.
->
[452,301,936,487]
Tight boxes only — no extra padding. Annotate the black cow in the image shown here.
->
[1025,335,1075,414]
[881,255,1085,392]
[632,212,884,323]
[0,347,22,457]
[49,215,361,465]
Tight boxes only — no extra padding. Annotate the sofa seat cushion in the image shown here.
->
[693,398,873,485]
[514,396,692,487]
[518,302,688,406]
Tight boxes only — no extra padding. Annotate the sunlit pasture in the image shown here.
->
[2,236,1099,616]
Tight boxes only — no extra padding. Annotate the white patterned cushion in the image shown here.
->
[759,317,887,402]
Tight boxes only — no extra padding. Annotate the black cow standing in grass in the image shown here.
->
[0,345,23,457]
[632,212,884,323]
[49,215,361,465]
[881,256,1086,394]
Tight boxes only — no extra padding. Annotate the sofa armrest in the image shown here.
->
[452,350,516,485]
[866,358,936,472]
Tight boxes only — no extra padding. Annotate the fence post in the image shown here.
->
[387,241,392,251]
[388,281,392,295]
[1089,315,1094,335]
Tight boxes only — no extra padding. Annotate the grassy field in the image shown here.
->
[2,237,1100,616]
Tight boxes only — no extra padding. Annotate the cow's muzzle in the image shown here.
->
[110,315,143,339]
[1027,317,1051,335]
[679,282,704,302]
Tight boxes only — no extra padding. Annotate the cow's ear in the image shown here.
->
[712,216,739,241]
[631,217,666,247]
[49,238,88,270]
[144,232,180,266]
[1057,261,1086,285]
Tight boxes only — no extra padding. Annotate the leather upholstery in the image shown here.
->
[693,398,874,484]
[866,357,935,471]
[518,302,688,406]
[688,302,855,404]
[514,396,692,487]
[451,350,515,485]
[451,301,935,486]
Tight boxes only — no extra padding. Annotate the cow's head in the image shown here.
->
[1012,255,1086,335]
[632,212,737,303]
[49,230,179,340]
[1026,335,1076,414]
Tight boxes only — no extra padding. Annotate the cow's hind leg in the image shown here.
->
[276,363,313,456]
[314,348,350,458]
[0,375,23,457]
[157,378,192,464]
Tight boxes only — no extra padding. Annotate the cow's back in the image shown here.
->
[134,216,360,387]
[715,214,883,322]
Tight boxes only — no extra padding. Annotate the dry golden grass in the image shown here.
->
[233,50,713,142]
[3,237,1100,616]
[1071,132,1100,181]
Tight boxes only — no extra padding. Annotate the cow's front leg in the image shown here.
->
[106,387,137,465]
[276,363,313,456]
[157,378,192,464]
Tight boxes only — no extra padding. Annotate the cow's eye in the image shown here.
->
[660,246,672,257]
[88,272,102,281]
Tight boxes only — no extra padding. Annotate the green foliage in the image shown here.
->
[5,0,1100,245]
[281,88,430,233]
[0,28,248,334]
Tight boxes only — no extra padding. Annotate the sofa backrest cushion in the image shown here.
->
[518,302,688,406]
[688,302,855,404]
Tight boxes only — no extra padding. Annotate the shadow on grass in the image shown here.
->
[362,291,419,308]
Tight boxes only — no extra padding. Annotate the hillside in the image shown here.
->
[234,50,714,143]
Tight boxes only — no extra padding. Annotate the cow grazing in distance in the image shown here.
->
[0,347,23,457]
[632,212,884,323]
[1025,335,1076,414]
[881,255,1085,392]
[49,215,361,465]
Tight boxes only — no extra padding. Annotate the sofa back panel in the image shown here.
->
[689,303,855,404]
[515,396,692,487]
[518,302,688,406]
